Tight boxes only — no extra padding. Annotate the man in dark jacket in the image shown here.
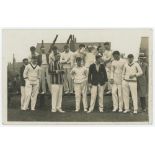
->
[87,53,108,113]
[137,53,148,112]
[20,58,28,110]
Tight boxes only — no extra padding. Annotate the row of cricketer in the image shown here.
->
[20,42,148,114]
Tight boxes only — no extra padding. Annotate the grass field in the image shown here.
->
[7,95,149,123]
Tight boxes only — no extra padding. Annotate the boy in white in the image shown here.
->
[23,56,41,111]
[102,42,113,94]
[110,51,125,112]
[60,45,73,94]
[122,54,143,114]
[71,57,88,112]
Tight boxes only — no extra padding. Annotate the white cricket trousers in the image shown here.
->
[20,86,25,109]
[41,65,51,93]
[106,67,112,91]
[63,68,73,93]
[74,81,88,111]
[112,84,123,110]
[51,84,63,111]
[89,84,106,112]
[23,80,39,110]
[122,80,138,111]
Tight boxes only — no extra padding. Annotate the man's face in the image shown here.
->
[104,44,110,50]
[128,57,134,63]
[53,49,57,55]
[79,47,85,53]
[113,54,120,60]
[98,47,103,53]
[30,48,35,53]
[55,54,60,61]
[23,60,28,65]
[64,47,69,53]
[96,57,101,64]
[76,60,82,66]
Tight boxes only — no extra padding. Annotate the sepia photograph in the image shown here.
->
[2,29,153,124]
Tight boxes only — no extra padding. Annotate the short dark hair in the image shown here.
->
[104,42,110,46]
[127,54,134,58]
[22,58,28,62]
[30,46,36,52]
[95,53,102,59]
[79,44,85,48]
[76,57,82,62]
[112,51,120,56]
[64,44,69,49]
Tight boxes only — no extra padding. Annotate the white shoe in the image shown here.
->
[87,110,92,113]
[112,108,118,112]
[75,109,80,112]
[51,110,57,112]
[133,110,138,114]
[119,109,123,112]
[99,109,104,112]
[40,91,45,94]
[31,109,35,111]
[105,91,111,95]
[123,110,130,113]
[65,91,69,94]
[57,109,65,113]
[84,109,88,112]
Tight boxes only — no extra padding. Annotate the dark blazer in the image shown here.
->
[20,65,26,86]
[48,61,64,84]
[88,63,108,86]
[37,54,49,66]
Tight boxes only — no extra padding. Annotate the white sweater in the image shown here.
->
[102,50,113,70]
[122,62,143,81]
[60,51,73,68]
[110,58,126,84]
[85,52,95,68]
[23,63,41,84]
[71,66,88,84]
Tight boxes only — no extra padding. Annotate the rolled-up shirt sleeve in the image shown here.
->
[23,65,29,79]
[122,65,126,80]
[70,68,75,79]
[60,53,66,64]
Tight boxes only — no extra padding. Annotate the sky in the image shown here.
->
[3,29,152,63]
